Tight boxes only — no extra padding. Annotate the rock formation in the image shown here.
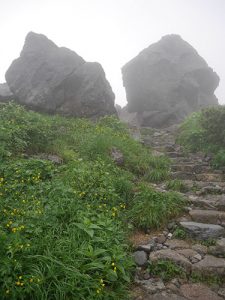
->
[5,32,116,117]
[122,34,220,128]
[0,83,14,102]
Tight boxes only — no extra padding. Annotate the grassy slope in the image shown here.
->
[0,103,183,299]
[177,105,225,168]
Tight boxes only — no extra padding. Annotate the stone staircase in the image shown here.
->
[132,126,225,300]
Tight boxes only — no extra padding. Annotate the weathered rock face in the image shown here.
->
[5,32,116,117]
[0,83,14,102]
[122,34,219,128]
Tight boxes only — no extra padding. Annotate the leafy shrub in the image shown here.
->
[0,158,134,299]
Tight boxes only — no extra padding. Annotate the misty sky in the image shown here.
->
[0,0,225,106]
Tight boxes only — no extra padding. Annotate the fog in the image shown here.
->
[0,0,224,106]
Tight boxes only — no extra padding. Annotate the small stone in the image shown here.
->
[178,278,188,285]
[192,244,208,255]
[157,234,167,244]
[153,132,162,137]
[193,254,202,261]
[140,279,166,294]
[152,237,158,243]
[156,244,163,250]
[166,283,179,293]
[165,239,190,250]
[137,244,153,254]
[191,258,199,264]
[167,233,173,239]
[171,278,180,287]
[111,147,124,166]
[143,272,151,280]
[218,288,225,298]
[167,222,176,230]
[134,251,148,267]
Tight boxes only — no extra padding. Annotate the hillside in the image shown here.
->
[0,102,182,299]
[2,102,225,300]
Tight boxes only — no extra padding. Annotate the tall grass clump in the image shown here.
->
[128,183,185,230]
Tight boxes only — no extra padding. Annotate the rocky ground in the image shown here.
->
[131,126,225,300]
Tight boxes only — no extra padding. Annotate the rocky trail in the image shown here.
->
[131,126,225,300]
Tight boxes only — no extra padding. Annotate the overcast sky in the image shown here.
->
[0,0,224,106]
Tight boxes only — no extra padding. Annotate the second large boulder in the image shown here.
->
[122,34,219,128]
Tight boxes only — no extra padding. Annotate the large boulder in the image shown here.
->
[5,32,116,117]
[122,34,219,128]
[0,83,14,102]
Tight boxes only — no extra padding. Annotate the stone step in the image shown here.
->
[192,255,225,276]
[171,164,211,173]
[179,221,225,239]
[172,173,225,182]
[195,173,224,182]
[171,171,196,181]
[188,195,225,211]
[149,249,192,273]
[208,238,225,257]
[170,157,191,163]
[197,185,225,195]
[189,209,225,225]
[180,180,225,194]
[170,156,208,164]
[166,152,184,158]
[180,284,224,300]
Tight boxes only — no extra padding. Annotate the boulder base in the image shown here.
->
[0,83,14,102]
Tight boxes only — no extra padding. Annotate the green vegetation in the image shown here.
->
[166,179,188,192]
[172,227,187,239]
[127,183,184,230]
[0,102,181,299]
[190,272,224,286]
[148,261,224,285]
[140,127,154,136]
[200,239,216,247]
[148,260,185,281]
[177,105,225,167]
